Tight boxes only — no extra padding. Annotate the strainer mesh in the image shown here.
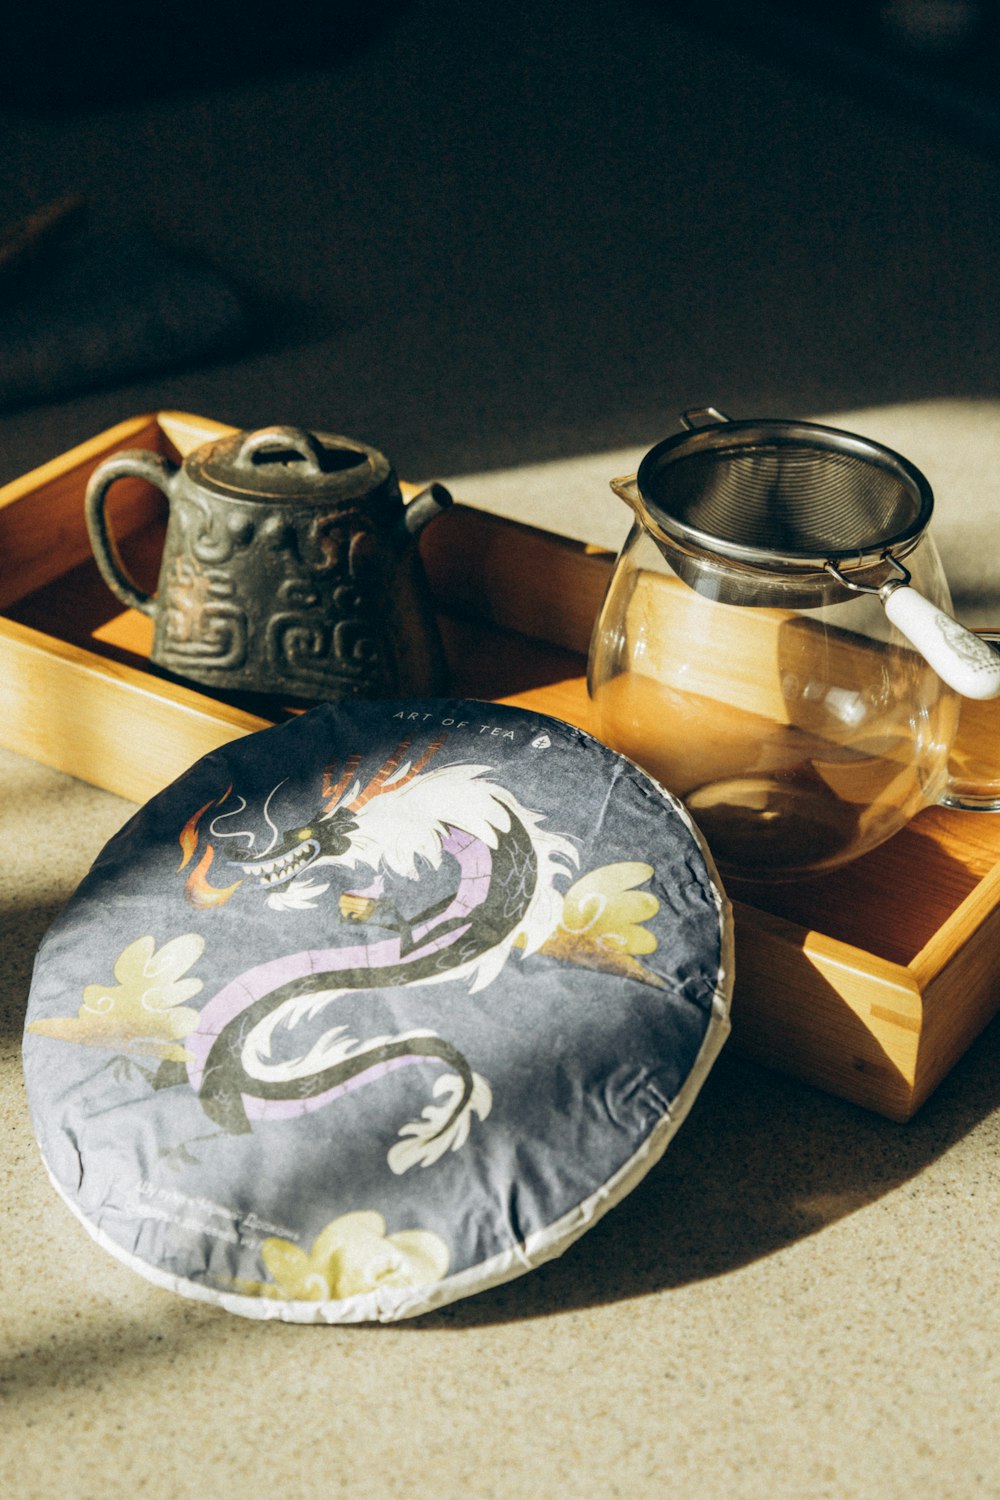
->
[656,443,918,555]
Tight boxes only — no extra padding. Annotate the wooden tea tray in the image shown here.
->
[2,411,999,1121]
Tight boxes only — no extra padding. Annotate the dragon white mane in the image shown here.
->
[277,759,577,987]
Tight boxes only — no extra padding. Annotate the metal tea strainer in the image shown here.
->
[612,407,1000,700]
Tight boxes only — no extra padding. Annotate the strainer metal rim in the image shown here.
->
[633,417,935,576]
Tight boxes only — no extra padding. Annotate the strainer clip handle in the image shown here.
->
[679,407,731,430]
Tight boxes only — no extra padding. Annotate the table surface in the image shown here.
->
[2,0,999,1483]
[3,427,1000,1500]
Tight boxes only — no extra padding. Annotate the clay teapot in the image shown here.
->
[85,424,451,703]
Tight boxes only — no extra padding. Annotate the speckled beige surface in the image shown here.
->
[4,403,1000,1494]
[3,747,999,1500]
[3,0,1000,1480]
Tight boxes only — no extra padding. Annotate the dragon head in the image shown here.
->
[226,805,358,890]
[176,737,446,908]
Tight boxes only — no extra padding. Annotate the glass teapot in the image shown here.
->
[587,408,1000,883]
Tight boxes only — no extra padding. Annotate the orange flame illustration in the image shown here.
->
[178,799,216,871]
[184,842,243,908]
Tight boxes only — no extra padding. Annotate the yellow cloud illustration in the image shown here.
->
[27,933,205,1062]
[536,862,665,984]
[560,861,660,954]
[256,1211,450,1302]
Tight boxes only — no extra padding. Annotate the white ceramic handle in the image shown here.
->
[883,586,1000,700]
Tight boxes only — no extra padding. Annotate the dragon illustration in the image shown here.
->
[167,737,579,1169]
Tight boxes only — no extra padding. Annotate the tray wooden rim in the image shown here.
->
[3,410,999,1122]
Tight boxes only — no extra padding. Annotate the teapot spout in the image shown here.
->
[403,482,453,536]
[610,473,641,510]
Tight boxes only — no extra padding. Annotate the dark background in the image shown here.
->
[0,0,997,487]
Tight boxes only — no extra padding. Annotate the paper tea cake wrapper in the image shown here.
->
[23,699,733,1322]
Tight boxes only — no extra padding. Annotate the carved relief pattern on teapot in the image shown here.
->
[265,576,334,690]
[264,512,389,693]
[185,493,257,565]
[161,554,249,670]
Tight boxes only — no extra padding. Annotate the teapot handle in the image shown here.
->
[85,450,177,617]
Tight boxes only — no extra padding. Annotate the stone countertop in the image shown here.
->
[3,407,1000,1498]
[2,0,999,1478]
[2,738,998,1499]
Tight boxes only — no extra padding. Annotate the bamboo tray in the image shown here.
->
[3,411,999,1122]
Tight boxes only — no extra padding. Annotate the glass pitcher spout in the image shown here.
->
[610,473,641,509]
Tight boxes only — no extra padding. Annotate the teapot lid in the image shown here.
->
[187,425,398,506]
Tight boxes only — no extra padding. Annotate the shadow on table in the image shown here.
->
[0,2,413,113]
[4,877,999,1338]
[2,967,997,1416]
[3,1008,997,1420]
[3,753,998,1359]
[417,1009,1000,1327]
